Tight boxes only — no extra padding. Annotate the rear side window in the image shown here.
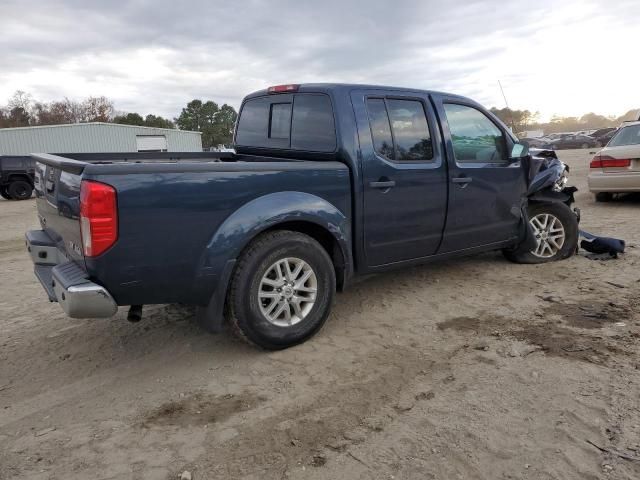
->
[443,103,507,164]
[366,98,433,161]
[236,93,336,152]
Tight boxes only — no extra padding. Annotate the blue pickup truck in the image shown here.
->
[26,83,579,349]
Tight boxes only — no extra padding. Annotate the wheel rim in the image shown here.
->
[258,257,318,327]
[530,213,566,258]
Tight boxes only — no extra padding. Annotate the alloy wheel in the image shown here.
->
[530,213,566,258]
[258,257,318,327]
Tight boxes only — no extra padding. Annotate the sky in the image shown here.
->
[1,0,639,121]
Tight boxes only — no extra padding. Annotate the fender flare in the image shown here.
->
[195,191,351,332]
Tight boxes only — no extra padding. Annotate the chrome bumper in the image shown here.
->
[26,230,118,318]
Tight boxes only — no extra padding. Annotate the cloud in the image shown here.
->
[1,0,638,119]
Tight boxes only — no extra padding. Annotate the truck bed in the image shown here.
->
[31,152,352,307]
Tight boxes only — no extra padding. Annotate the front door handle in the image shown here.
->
[369,180,396,189]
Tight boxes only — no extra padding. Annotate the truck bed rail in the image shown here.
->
[31,151,235,174]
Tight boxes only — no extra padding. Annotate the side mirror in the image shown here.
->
[510,142,529,159]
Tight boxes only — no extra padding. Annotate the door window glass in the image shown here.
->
[443,103,507,164]
[366,98,433,161]
[386,99,433,160]
[366,98,394,159]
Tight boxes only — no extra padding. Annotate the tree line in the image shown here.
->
[0,91,238,148]
[489,106,640,136]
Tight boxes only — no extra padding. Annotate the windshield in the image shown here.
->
[608,125,640,147]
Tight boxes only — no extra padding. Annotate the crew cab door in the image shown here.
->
[351,89,448,267]
[432,95,526,252]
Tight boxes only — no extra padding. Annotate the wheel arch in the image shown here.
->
[7,173,34,186]
[195,192,352,333]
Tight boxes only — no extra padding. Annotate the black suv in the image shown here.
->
[0,156,35,200]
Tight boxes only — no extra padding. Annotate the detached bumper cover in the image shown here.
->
[26,230,117,318]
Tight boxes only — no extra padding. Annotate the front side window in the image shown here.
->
[366,98,433,161]
[443,103,507,164]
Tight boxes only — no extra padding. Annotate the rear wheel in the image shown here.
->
[595,192,613,202]
[0,186,11,200]
[581,143,590,149]
[226,230,336,350]
[504,202,578,264]
[8,180,33,200]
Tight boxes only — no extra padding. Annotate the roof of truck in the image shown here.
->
[244,83,469,101]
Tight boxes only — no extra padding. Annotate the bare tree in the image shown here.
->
[81,96,114,122]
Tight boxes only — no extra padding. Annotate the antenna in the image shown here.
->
[498,80,516,133]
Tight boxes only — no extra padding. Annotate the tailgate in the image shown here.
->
[34,160,85,264]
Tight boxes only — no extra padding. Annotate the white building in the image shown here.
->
[0,122,202,155]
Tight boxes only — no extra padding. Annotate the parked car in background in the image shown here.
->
[589,127,618,146]
[548,134,599,150]
[543,133,569,142]
[590,127,617,139]
[25,83,579,349]
[520,137,551,149]
[0,156,35,200]
[593,128,618,147]
[588,121,640,201]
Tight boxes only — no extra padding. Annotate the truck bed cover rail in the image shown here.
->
[31,151,235,174]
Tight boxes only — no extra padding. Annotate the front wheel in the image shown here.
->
[226,230,336,350]
[504,202,578,264]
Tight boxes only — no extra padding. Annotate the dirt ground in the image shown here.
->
[0,149,638,480]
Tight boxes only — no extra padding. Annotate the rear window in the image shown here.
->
[236,93,336,152]
[608,125,640,147]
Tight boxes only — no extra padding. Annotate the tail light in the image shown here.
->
[590,154,631,168]
[80,180,117,257]
[267,84,299,93]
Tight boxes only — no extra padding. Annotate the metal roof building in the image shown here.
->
[0,123,202,155]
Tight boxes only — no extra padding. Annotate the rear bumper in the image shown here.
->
[588,171,640,193]
[26,230,118,318]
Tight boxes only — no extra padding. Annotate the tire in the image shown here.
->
[8,180,33,200]
[503,202,578,264]
[595,192,613,202]
[581,143,589,149]
[226,230,336,350]
[0,186,11,200]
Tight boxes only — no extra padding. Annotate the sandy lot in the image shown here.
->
[0,149,638,480]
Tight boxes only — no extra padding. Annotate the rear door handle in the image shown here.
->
[451,177,472,184]
[369,180,396,189]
